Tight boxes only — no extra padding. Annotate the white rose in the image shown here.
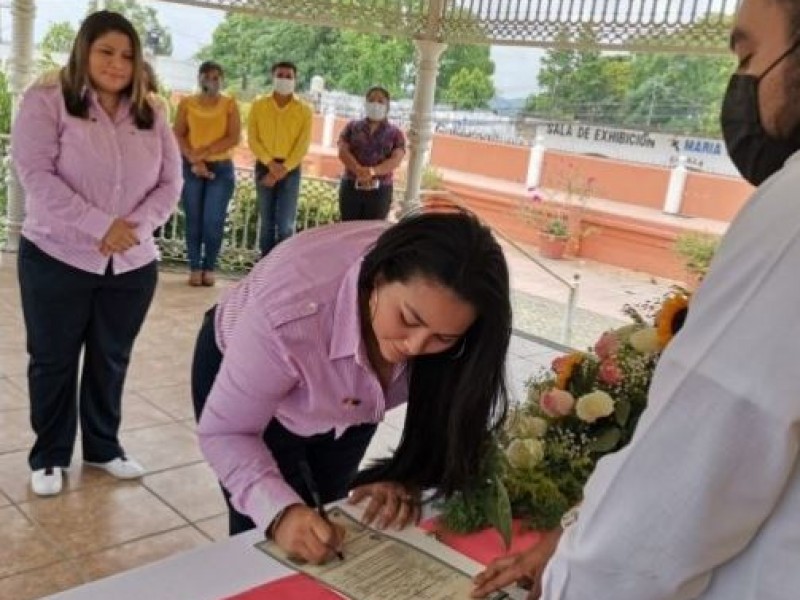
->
[629,327,661,354]
[612,323,639,342]
[505,438,545,469]
[575,391,615,424]
[512,415,549,439]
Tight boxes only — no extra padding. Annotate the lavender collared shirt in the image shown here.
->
[11,83,182,275]
[199,221,409,533]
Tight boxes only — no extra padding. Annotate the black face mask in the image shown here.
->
[721,41,800,186]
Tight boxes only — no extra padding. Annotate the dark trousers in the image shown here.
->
[191,308,378,535]
[338,179,393,221]
[17,237,157,470]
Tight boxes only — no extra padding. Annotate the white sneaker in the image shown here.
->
[31,467,64,496]
[85,457,146,479]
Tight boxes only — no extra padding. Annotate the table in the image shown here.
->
[47,504,528,600]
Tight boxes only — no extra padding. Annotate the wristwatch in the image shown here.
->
[560,506,580,530]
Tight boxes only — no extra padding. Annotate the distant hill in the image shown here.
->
[490,96,527,115]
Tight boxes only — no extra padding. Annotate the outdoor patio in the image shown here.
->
[0,248,580,599]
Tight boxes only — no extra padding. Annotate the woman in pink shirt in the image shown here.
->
[192,209,512,564]
[11,11,182,497]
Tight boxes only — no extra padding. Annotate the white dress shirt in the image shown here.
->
[542,151,800,600]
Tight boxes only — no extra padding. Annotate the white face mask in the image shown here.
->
[365,101,388,121]
[273,77,295,96]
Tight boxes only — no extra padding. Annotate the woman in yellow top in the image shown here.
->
[173,61,241,287]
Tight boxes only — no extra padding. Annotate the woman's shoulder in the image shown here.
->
[19,73,64,114]
[29,69,62,90]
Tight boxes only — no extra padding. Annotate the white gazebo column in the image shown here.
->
[402,38,446,214]
[3,0,36,253]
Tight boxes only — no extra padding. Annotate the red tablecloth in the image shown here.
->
[224,573,344,599]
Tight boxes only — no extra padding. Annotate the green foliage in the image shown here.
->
[159,173,341,272]
[443,67,494,110]
[441,291,691,536]
[527,22,735,135]
[198,14,494,99]
[674,232,721,277]
[41,21,76,54]
[0,71,12,134]
[87,0,173,56]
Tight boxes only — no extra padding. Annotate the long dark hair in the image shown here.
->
[353,210,512,497]
[61,10,154,129]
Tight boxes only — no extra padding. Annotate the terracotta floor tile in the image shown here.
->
[136,383,195,421]
[0,376,28,411]
[119,422,203,472]
[0,350,28,378]
[0,449,119,504]
[0,561,85,600]
[79,526,210,583]
[194,513,230,542]
[120,392,176,431]
[143,462,227,522]
[125,356,192,391]
[0,505,63,578]
[0,408,34,454]
[19,484,186,556]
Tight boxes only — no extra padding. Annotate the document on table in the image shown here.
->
[254,506,520,600]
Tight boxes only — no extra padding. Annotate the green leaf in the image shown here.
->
[588,427,622,453]
[484,475,513,549]
[615,400,631,427]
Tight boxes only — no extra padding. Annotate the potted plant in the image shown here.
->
[539,216,570,259]
[523,168,595,259]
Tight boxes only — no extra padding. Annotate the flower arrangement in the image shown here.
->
[440,290,690,545]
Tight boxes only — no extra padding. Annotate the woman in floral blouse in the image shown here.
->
[337,86,406,221]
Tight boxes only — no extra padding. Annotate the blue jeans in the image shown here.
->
[255,162,301,257]
[181,159,235,272]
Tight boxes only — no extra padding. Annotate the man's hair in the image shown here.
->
[199,60,224,77]
[271,61,297,76]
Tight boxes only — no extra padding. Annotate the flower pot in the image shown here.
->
[539,233,569,259]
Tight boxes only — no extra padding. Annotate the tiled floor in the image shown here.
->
[0,252,563,599]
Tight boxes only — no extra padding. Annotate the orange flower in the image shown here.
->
[554,352,583,390]
[655,293,689,348]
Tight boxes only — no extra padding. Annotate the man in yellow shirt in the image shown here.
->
[248,61,313,256]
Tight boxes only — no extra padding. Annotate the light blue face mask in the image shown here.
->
[199,76,221,96]
[365,101,388,121]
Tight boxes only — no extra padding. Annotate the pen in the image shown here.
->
[298,460,345,561]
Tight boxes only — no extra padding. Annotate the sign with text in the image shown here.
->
[538,121,739,177]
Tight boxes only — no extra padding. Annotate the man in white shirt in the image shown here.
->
[473,1,800,598]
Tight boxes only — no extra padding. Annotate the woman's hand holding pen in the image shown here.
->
[271,504,345,565]
[348,481,421,530]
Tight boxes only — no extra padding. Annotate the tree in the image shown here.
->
[199,13,495,101]
[331,31,414,97]
[40,21,76,54]
[87,0,173,56]
[438,44,494,91]
[443,67,494,109]
[197,15,342,94]
[525,20,734,136]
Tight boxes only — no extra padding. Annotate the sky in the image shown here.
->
[0,0,542,99]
